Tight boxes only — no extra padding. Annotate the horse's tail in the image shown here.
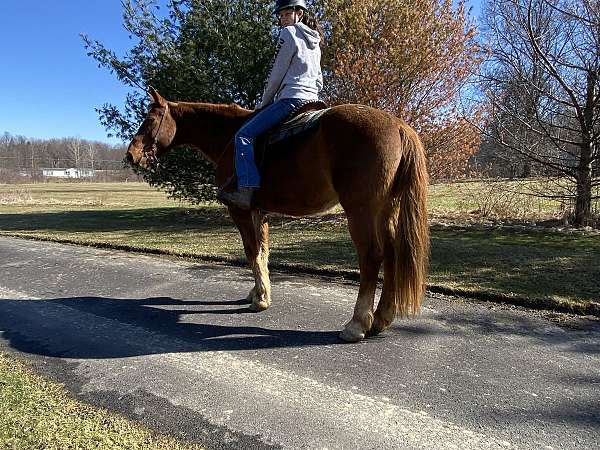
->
[389,123,430,317]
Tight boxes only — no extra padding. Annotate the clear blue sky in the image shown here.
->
[1,0,482,145]
[1,1,134,144]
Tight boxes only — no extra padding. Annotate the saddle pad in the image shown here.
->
[266,108,330,146]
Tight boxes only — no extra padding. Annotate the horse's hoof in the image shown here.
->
[340,323,366,343]
[368,317,389,337]
[249,301,270,312]
[367,326,383,337]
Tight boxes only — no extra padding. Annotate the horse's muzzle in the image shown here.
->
[126,151,147,169]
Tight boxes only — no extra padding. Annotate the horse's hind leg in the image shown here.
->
[371,238,397,336]
[340,214,383,342]
[228,207,271,311]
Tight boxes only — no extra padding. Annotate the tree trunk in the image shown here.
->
[574,142,593,226]
[575,72,597,226]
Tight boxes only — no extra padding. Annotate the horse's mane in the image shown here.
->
[169,101,253,120]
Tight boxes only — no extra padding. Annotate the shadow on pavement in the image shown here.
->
[0,296,344,359]
[1,294,599,361]
[435,313,600,355]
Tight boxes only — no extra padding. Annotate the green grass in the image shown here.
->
[429,225,600,305]
[0,182,599,311]
[0,352,202,449]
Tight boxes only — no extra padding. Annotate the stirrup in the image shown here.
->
[218,175,236,193]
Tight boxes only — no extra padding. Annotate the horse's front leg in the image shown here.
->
[228,207,271,311]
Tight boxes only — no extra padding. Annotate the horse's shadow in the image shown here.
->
[0,296,343,360]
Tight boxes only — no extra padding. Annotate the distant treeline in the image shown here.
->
[0,132,133,182]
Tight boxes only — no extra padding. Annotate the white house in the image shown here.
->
[41,168,96,179]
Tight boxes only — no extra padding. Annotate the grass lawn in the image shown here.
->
[0,181,599,313]
[0,351,201,449]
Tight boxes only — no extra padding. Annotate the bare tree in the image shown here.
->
[0,133,128,181]
[479,0,599,225]
[67,137,83,169]
[86,143,97,170]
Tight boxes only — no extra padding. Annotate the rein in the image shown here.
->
[215,136,235,167]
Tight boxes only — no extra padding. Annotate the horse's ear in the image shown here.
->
[148,86,164,105]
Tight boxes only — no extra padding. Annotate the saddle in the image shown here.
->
[254,100,329,169]
[264,101,329,146]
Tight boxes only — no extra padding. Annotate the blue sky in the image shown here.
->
[1,0,482,145]
[1,1,134,144]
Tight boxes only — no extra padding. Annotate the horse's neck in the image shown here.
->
[169,102,251,164]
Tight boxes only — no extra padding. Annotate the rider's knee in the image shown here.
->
[235,131,254,146]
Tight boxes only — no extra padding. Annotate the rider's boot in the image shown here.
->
[217,187,255,210]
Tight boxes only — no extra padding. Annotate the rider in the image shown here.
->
[218,0,323,210]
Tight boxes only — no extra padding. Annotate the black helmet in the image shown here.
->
[273,0,307,14]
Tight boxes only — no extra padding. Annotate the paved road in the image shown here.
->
[0,236,598,449]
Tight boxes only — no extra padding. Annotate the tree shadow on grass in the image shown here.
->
[0,208,233,233]
[430,227,600,303]
[271,230,600,303]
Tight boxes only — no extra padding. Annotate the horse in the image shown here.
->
[126,88,430,342]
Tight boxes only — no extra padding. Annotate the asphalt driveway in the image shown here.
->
[0,236,598,449]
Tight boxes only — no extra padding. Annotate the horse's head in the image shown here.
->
[126,87,177,169]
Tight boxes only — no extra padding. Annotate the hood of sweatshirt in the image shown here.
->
[294,22,321,49]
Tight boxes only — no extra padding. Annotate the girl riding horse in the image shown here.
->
[218,0,324,210]
[126,2,429,342]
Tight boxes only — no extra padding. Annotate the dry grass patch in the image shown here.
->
[0,188,107,207]
[0,182,175,211]
[429,179,598,224]
[0,189,34,206]
[0,352,202,449]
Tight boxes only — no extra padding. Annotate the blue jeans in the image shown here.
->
[235,98,306,188]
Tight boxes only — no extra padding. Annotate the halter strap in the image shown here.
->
[143,103,169,165]
[151,103,169,147]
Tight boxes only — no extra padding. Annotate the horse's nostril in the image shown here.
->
[126,152,134,164]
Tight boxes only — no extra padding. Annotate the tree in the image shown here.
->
[321,0,483,178]
[67,137,83,169]
[0,132,17,172]
[479,0,599,225]
[86,143,97,169]
[83,0,277,202]
[86,0,485,197]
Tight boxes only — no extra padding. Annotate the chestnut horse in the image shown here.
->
[126,88,429,342]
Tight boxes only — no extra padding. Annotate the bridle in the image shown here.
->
[142,103,169,166]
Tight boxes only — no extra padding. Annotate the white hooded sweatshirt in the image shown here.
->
[258,22,323,108]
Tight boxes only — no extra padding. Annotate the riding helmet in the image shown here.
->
[273,0,308,14]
